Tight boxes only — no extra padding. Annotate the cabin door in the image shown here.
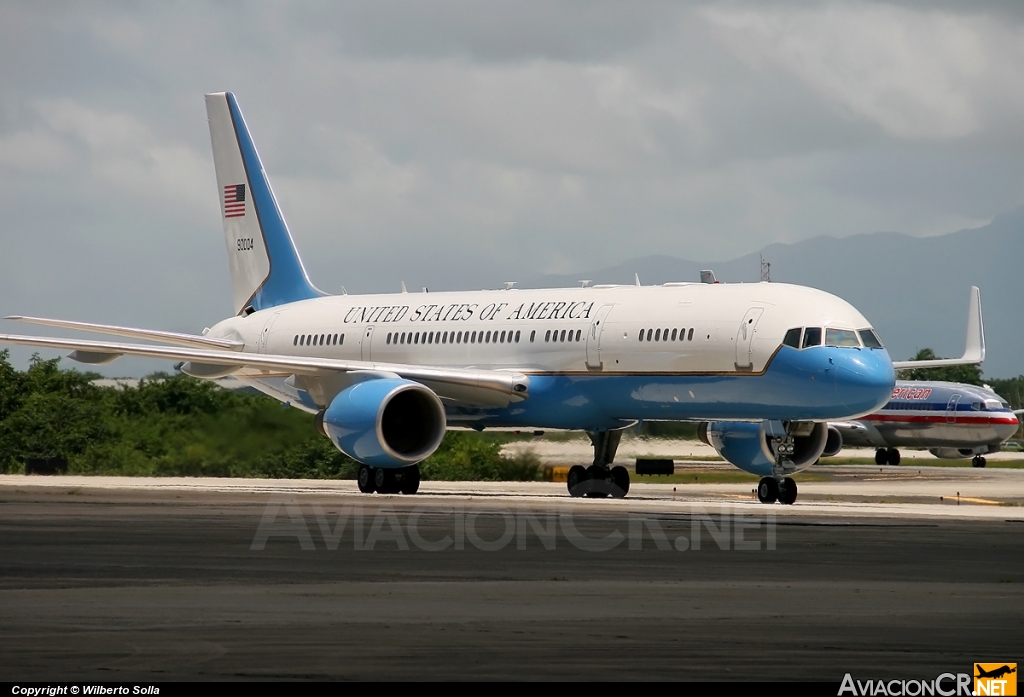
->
[946,393,961,424]
[586,304,615,370]
[259,312,281,354]
[734,307,764,370]
[361,325,374,361]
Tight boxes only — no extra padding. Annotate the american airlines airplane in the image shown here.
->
[0,92,982,504]
[828,380,1020,468]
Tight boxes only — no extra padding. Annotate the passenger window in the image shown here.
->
[576,329,582,341]
[386,333,392,345]
[545,330,551,342]
[299,335,304,346]
[671,328,677,341]
[824,328,860,347]
[486,331,492,343]
[558,329,564,342]
[802,327,822,348]
[655,329,661,341]
[530,330,536,342]
[687,328,693,341]
[293,336,298,346]
[782,328,801,349]
[646,329,653,342]
[638,329,645,341]
[516,330,521,342]
[340,333,345,345]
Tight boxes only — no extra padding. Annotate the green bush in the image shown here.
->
[0,350,540,480]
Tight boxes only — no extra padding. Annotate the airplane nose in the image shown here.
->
[834,349,895,415]
[995,413,1020,442]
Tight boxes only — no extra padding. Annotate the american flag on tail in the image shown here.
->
[224,184,246,218]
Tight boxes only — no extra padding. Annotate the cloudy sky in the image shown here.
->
[2,1,1023,372]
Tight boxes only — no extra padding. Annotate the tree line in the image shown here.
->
[0,350,539,479]
[0,348,1020,478]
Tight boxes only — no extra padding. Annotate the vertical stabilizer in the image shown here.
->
[205,92,322,315]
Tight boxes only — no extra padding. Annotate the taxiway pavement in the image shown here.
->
[0,472,1021,680]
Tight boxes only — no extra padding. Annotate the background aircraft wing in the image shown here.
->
[5,316,244,351]
[0,333,529,408]
[891,286,985,370]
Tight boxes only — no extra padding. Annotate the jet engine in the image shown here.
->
[316,378,446,467]
[822,425,843,458]
[698,421,829,476]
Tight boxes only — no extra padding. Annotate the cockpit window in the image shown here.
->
[858,329,884,349]
[825,328,860,347]
[783,328,802,348]
[802,327,822,348]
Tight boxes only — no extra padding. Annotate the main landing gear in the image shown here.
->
[567,430,630,498]
[357,464,420,495]
[875,448,901,466]
[972,455,987,468]
[757,476,797,505]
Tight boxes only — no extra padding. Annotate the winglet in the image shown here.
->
[892,286,985,370]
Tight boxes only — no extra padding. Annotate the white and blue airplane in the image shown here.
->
[0,92,982,504]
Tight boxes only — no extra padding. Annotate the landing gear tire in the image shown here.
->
[972,455,987,468]
[610,465,630,498]
[886,448,901,466]
[757,477,779,504]
[567,465,587,497]
[778,477,798,505]
[584,464,610,498]
[875,448,888,466]
[357,465,375,494]
[374,468,401,494]
[399,465,421,494]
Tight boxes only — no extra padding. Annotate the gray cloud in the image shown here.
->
[1,1,1023,375]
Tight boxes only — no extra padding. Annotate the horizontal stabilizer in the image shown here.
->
[892,286,985,370]
[0,333,530,408]
[5,316,244,351]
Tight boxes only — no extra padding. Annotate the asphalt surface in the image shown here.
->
[1,480,1022,681]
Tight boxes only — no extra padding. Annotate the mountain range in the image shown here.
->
[523,208,1024,379]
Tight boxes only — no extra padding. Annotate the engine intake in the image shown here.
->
[320,378,446,467]
[699,421,828,476]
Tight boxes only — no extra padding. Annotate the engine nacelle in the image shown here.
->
[320,378,446,467]
[822,425,843,458]
[928,447,976,460]
[698,421,828,476]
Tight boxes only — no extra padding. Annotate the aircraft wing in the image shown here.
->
[0,333,529,408]
[5,315,244,351]
[891,286,985,370]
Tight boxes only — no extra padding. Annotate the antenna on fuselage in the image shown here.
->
[634,273,641,287]
[504,282,517,290]
[400,281,408,293]
[760,254,771,282]
[579,280,591,288]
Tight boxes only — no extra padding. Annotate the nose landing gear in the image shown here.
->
[757,476,798,504]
